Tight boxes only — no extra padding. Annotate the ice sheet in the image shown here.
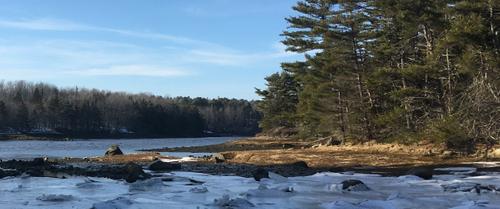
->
[1,169,499,209]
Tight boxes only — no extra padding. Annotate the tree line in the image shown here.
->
[257,0,499,151]
[0,81,260,137]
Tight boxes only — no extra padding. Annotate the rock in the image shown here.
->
[442,182,498,194]
[32,157,46,166]
[124,163,149,183]
[189,186,208,193]
[214,194,255,208]
[326,137,342,146]
[341,179,370,191]
[252,168,269,181]
[282,143,295,149]
[407,167,433,180]
[36,194,74,202]
[212,153,226,163]
[77,162,150,183]
[291,161,309,168]
[105,144,123,156]
[0,159,150,182]
[148,160,181,171]
[0,169,18,178]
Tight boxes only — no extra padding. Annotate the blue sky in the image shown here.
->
[0,0,301,100]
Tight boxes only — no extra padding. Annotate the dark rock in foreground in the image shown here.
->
[442,182,498,194]
[341,179,370,191]
[290,161,309,168]
[407,167,433,180]
[252,168,269,181]
[148,160,181,171]
[0,159,150,182]
[105,144,123,156]
[36,194,74,202]
[0,168,21,178]
[214,194,255,208]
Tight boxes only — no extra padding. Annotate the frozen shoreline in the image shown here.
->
[1,167,499,209]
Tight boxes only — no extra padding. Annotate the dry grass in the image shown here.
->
[221,139,481,168]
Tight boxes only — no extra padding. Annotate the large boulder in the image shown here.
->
[148,160,181,171]
[252,168,269,181]
[407,167,433,180]
[105,144,123,156]
[341,179,370,191]
[124,163,148,183]
[211,153,226,163]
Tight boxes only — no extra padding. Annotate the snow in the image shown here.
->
[160,157,198,163]
[1,168,500,209]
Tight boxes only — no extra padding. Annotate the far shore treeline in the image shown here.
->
[256,0,499,151]
[0,81,260,138]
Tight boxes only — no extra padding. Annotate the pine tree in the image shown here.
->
[256,0,499,150]
[0,101,8,128]
[255,72,299,132]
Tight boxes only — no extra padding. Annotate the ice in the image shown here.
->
[469,161,500,168]
[160,156,198,163]
[246,184,295,197]
[91,197,134,209]
[128,178,164,192]
[267,171,288,183]
[435,167,477,175]
[1,169,500,209]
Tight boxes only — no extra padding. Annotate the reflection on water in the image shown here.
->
[0,137,237,159]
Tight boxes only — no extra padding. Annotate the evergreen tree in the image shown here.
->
[255,72,299,131]
[0,101,8,128]
[258,0,500,149]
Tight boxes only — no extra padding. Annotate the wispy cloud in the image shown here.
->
[0,18,92,31]
[182,42,299,66]
[0,18,223,48]
[0,18,299,80]
[66,65,192,77]
[0,39,191,79]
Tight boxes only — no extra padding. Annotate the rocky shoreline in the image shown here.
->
[2,155,500,184]
[2,137,500,183]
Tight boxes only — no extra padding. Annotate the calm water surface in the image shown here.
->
[0,137,237,160]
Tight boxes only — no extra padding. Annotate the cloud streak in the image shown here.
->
[0,18,222,48]
[66,65,193,77]
[0,18,300,80]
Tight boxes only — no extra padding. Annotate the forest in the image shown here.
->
[256,0,499,151]
[0,81,260,138]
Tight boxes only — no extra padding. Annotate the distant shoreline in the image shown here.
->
[0,133,245,141]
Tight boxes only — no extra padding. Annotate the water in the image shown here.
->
[0,137,237,159]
